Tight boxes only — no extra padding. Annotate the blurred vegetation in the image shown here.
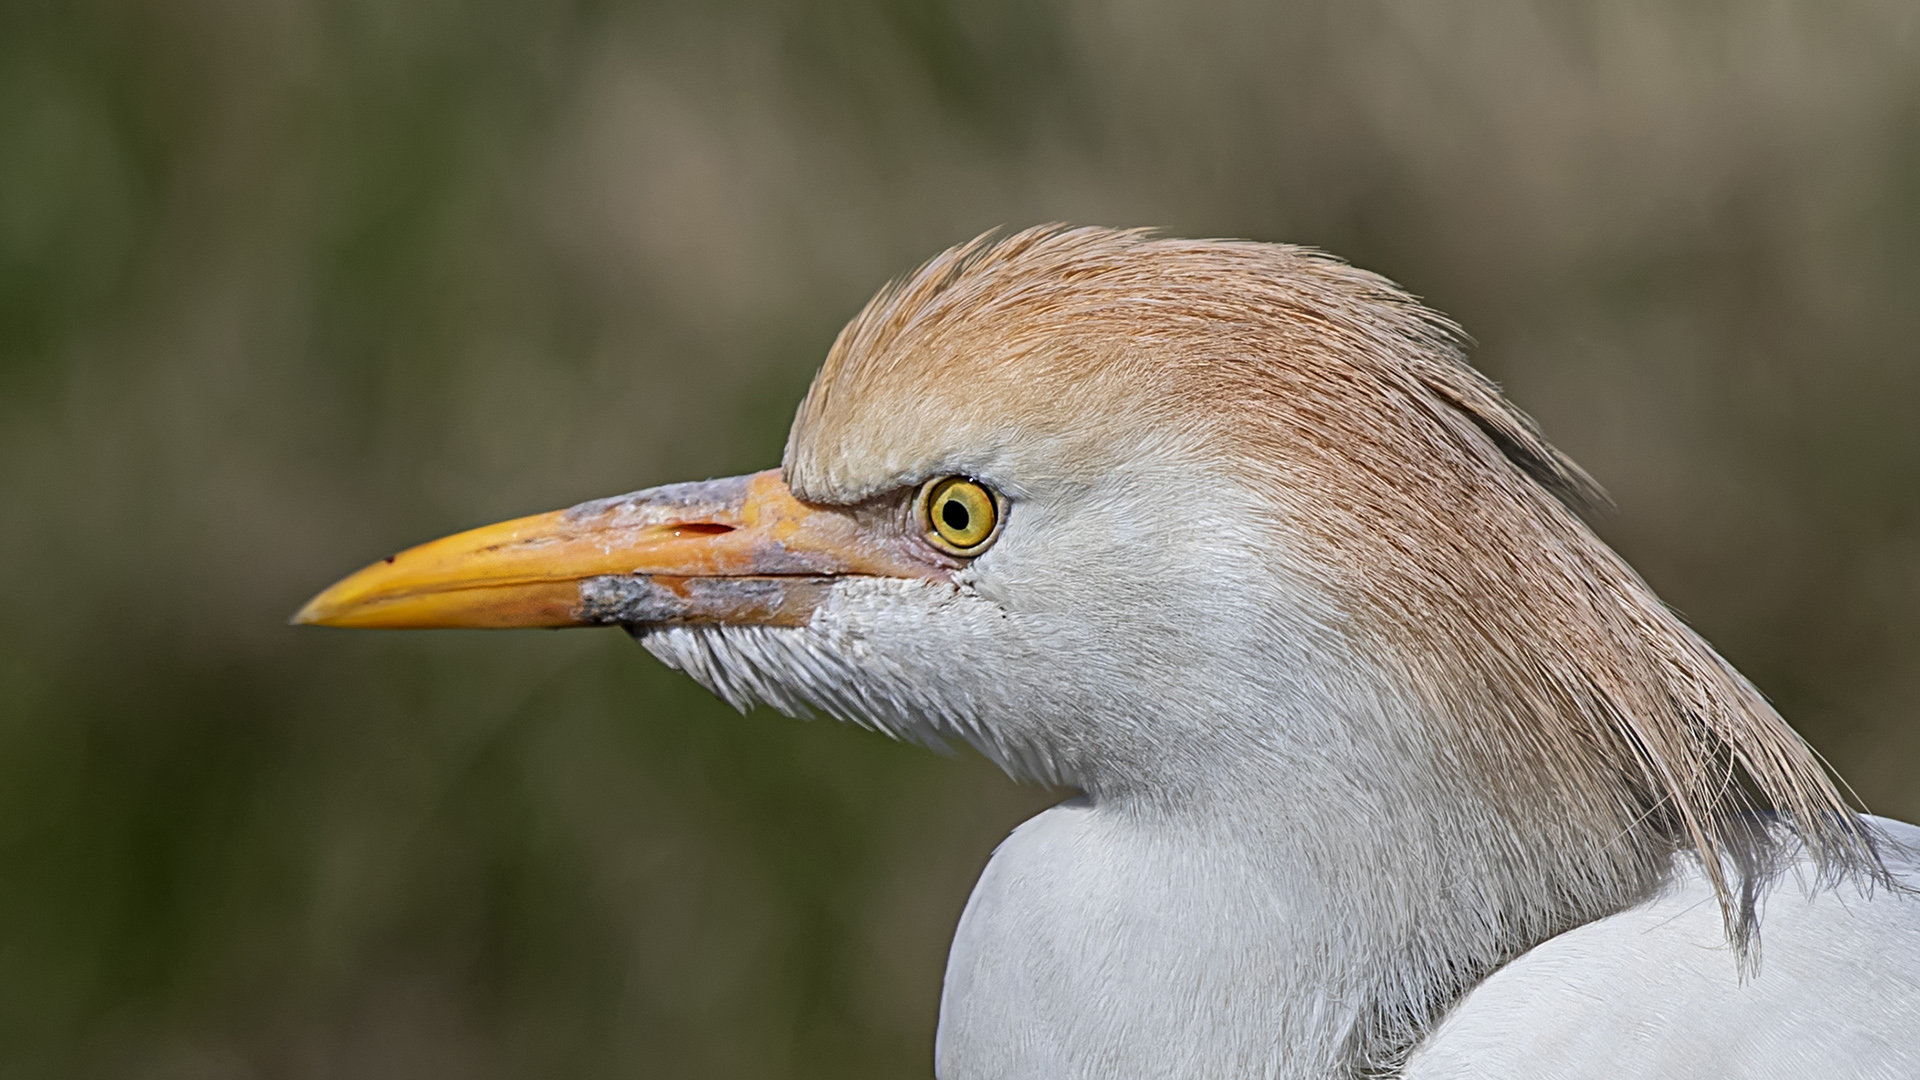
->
[1,0,1917,1076]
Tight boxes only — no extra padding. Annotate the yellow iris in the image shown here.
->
[921,477,999,554]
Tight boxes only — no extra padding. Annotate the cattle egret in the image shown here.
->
[297,227,1920,1078]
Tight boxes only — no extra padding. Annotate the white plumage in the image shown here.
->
[1406,818,1920,1078]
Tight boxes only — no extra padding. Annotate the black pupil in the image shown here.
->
[941,498,971,532]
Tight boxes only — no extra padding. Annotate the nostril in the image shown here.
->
[673,522,735,536]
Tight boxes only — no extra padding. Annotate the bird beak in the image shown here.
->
[292,470,930,630]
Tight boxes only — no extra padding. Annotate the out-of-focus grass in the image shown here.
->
[1,0,1916,1076]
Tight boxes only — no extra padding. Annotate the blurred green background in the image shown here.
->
[2,0,1917,1075]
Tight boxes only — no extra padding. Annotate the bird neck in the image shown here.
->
[942,722,1675,1080]
[1042,658,1678,1072]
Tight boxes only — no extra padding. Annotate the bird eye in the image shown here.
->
[918,477,1000,555]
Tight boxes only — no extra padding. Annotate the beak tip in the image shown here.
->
[289,596,330,627]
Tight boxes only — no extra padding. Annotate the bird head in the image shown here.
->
[298,226,1874,932]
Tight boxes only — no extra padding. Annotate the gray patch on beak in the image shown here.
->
[579,574,834,628]
[564,475,754,524]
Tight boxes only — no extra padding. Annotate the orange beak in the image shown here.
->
[292,470,934,630]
